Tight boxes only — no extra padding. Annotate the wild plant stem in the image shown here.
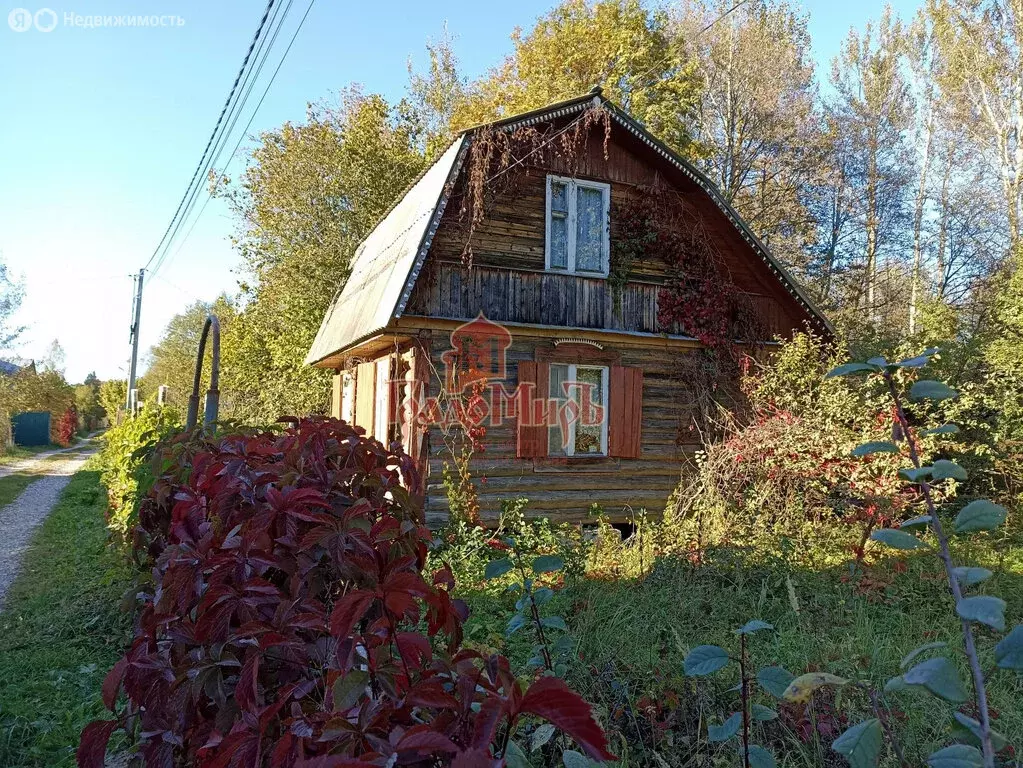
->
[529,591,554,671]
[885,373,995,767]
[516,557,553,671]
[866,686,908,767]
[739,633,751,768]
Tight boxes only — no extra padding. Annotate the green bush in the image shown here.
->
[96,405,181,536]
[430,498,587,591]
[668,334,956,560]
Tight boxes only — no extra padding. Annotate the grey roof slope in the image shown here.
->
[305,136,468,365]
[306,93,832,366]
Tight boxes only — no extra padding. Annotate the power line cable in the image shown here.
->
[153,0,298,276]
[149,0,292,278]
[143,0,277,272]
[154,0,316,277]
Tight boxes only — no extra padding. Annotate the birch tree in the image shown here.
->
[676,0,820,267]
[907,12,939,334]
[828,10,913,321]
[930,0,1023,253]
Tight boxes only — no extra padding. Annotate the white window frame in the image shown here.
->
[548,363,609,457]
[544,175,611,277]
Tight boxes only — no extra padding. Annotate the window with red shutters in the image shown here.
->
[518,353,643,461]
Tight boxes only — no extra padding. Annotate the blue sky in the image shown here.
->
[0,0,918,383]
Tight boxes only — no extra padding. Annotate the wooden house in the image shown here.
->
[306,91,832,526]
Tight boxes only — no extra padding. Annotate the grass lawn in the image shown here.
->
[459,536,1023,767]
[0,467,134,768]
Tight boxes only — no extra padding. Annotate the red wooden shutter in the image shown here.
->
[516,361,549,458]
[609,365,643,459]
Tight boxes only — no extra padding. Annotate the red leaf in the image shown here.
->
[471,695,506,749]
[432,563,455,589]
[381,572,428,619]
[452,748,501,768]
[236,652,259,712]
[519,677,615,761]
[395,632,432,668]
[101,658,127,711]
[76,720,117,768]
[396,725,458,753]
[298,757,374,767]
[329,590,374,638]
[405,680,458,709]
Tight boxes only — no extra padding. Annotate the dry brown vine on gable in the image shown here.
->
[457,104,612,270]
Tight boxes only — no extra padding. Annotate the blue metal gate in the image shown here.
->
[12,412,51,447]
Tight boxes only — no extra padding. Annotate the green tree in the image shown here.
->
[2,362,74,443]
[453,0,702,156]
[218,90,427,422]
[74,371,104,431]
[99,379,128,424]
[983,246,1023,379]
[826,9,913,328]
[402,27,467,159]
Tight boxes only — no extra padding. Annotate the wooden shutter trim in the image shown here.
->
[516,361,549,459]
[331,372,343,419]
[354,361,376,436]
[609,365,642,459]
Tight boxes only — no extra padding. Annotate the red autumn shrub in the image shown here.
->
[693,407,913,556]
[79,417,612,767]
[56,405,78,447]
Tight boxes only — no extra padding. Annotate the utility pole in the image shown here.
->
[126,268,144,412]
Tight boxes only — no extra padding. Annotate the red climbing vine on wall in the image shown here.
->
[613,188,763,439]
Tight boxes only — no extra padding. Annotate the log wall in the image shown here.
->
[418,330,696,527]
[406,124,816,339]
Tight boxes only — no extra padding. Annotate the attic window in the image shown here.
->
[545,175,610,277]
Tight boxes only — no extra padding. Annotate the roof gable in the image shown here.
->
[307,94,831,366]
[305,137,468,366]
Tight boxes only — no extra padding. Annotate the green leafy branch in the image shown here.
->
[827,349,1022,768]
[485,545,573,677]
[683,619,788,768]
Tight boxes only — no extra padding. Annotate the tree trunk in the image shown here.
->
[909,113,933,335]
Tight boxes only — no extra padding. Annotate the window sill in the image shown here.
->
[532,456,621,473]
[546,269,609,279]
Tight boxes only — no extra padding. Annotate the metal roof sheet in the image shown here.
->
[305,136,468,366]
